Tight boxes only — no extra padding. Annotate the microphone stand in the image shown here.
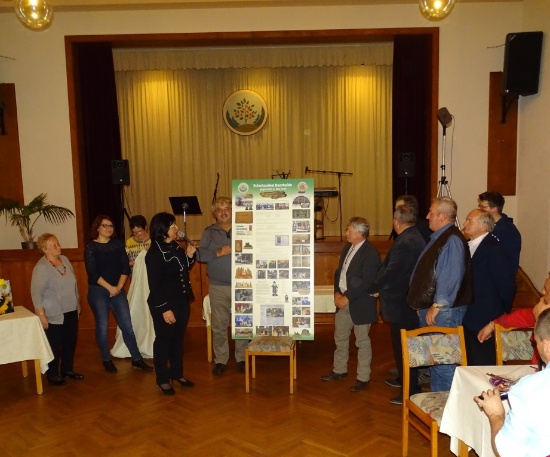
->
[212,172,220,204]
[305,167,353,241]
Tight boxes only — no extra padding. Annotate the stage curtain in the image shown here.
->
[114,57,392,237]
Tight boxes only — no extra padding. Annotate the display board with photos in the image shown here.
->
[232,178,315,341]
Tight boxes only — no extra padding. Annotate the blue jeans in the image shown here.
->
[418,306,466,392]
[88,285,141,361]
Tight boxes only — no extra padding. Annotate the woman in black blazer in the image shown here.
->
[145,212,197,395]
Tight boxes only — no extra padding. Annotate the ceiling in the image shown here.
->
[0,0,520,13]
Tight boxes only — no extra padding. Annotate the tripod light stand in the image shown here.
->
[436,107,460,229]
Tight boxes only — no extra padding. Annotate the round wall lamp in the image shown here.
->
[14,0,54,31]
[419,0,456,21]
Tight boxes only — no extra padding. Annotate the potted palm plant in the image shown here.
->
[0,193,75,249]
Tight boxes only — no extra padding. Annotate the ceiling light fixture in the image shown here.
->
[14,0,54,31]
[419,0,456,21]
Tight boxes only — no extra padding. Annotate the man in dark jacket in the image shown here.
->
[477,191,521,271]
[367,204,426,404]
[321,217,381,392]
[462,209,516,365]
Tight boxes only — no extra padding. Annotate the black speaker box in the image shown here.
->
[398,152,415,178]
[503,31,543,96]
[111,159,130,185]
[437,107,452,128]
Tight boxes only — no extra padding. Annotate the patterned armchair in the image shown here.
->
[494,324,535,365]
[400,326,467,457]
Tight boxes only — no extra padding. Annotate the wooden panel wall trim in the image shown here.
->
[487,71,518,194]
[0,83,24,203]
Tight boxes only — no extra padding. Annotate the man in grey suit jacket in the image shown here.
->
[321,217,381,392]
[367,204,426,404]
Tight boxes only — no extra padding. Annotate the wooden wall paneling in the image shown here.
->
[0,83,24,203]
[487,72,518,194]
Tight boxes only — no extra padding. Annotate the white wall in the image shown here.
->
[518,0,550,288]
[3,2,544,279]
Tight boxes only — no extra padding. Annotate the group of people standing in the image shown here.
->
[29,198,240,395]
[322,191,529,407]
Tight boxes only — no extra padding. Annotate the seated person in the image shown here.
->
[126,215,151,267]
[475,307,550,457]
[477,273,550,364]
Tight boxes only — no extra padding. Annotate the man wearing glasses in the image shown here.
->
[477,191,521,271]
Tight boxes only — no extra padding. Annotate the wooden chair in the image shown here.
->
[401,326,467,457]
[494,323,534,365]
[245,336,296,394]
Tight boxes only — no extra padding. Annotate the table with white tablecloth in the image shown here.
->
[0,306,54,394]
[440,364,536,457]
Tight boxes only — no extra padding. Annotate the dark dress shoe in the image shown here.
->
[236,361,246,373]
[321,371,348,381]
[62,371,84,380]
[103,360,118,373]
[385,377,401,388]
[212,363,226,375]
[47,376,66,386]
[389,395,403,405]
[350,380,370,392]
[157,383,175,395]
[172,377,194,388]
[132,358,153,371]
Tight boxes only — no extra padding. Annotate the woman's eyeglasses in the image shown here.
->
[101,224,114,229]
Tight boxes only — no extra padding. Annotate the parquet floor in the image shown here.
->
[1,322,467,457]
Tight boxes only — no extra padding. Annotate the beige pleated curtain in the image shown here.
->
[113,44,393,239]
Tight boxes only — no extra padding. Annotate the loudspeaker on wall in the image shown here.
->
[111,159,130,185]
[503,31,543,96]
[398,153,415,178]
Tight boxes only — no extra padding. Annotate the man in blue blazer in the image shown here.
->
[462,209,516,365]
[321,217,381,392]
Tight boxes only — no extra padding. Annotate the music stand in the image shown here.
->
[169,196,202,216]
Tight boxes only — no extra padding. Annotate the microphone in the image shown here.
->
[177,230,198,248]
[305,166,309,174]
[182,203,189,211]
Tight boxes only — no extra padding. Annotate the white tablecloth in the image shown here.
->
[111,250,155,358]
[0,306,53,374]
[440,364,537,457]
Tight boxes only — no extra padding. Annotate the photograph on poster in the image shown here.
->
[235,253,253,264]
[235,289,253,301]
[235,281,252,288]
[235,266,252,278]
[302,297,311,306]
[268,260,277,268]
[236,328,254,338]
[279,270,289,279]
[293,268,310,279]
[236,303,253,313]
[292,307,301,315]
[303,308,311,316]
[292,297,301,305]
[235,315,253,327]
[267,270,277,279]
[292,234,310,244]
[256,270,266,279]
[275,202,289,210]
[273,326,289,336]
[277,259,289,268]
[275,235,289,246]
[293,317,311,328]
[293,221,310,232]
[256,259,268,268]
[261,305,285,325]
[301,256,311,267]
[256,202,274,210]
[243,242,253,249]
[256,326,272,336]
[292,281,311,294]
[292,209,310,219]
[293,196,310,208]
[235,211,254,223]
[271,281,279,296]
[235,239,243,252]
